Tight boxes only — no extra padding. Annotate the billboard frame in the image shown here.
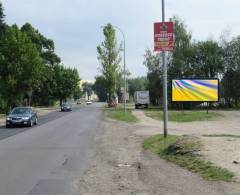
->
[171,78,220,103]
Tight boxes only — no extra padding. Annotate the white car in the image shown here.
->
[86,101,92,105]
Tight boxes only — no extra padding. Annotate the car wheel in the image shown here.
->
[34,117,38,125]
[29,119,33,127]
[6,124,11,128]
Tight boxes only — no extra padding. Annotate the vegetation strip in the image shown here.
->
[143,134,234,181]
[144,110,222,122]
[103,106,138,123]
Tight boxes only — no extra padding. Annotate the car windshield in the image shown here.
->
[62,103,70,106]
[11,108,31,115]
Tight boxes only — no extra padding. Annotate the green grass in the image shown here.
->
[143,134,234,182]
[144,110,222,122]
[202,134,240,138]
[103,106,138,123]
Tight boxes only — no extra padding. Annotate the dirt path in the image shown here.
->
[132,110,240,180]
[76,118,240,195]
[132,110,240,136]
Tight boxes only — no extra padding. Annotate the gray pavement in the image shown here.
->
[0,103,102,195]
[0,105,82,141]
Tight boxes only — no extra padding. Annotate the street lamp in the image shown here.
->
[113,25,126,113]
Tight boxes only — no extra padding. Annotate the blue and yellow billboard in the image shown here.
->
[172,79,219,102]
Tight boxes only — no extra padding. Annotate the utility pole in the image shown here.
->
[113,25,126,113]
[162,0,168,138]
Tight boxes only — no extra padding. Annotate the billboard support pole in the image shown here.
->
[162,0,168,138]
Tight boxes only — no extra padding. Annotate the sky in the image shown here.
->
[2,0,240,80]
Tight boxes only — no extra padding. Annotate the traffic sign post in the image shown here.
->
[154,22,174,52]
[153,0,174,138]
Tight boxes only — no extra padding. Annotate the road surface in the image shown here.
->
[0,103,102,195]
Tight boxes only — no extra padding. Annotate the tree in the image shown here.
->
[73,86,82,101]
[128,77,147,98]
[222,69,240,107]
[97,23,121,102]
[0,1,5,34]
[191,40,224,78]
[21,23,62,106]
[168,17,193,79]
[93,76,108,102]
[221,36,240,107]
[143,49,162,105]
[0,25,43,110]
[53,65,80,105]
[82,82,93,100]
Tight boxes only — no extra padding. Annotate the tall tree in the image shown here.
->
[0,1,5,34]
[192,40,224,78]
[97,23,121,102]
[53,65,80,105]
[92,76,108,102]
[168,17,193,79]
[128,77,147,98]
[222,36,240,107]
[143,49,162,105]
[21,23,61,105]
[0,25,43,110]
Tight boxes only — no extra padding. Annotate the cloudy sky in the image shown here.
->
[2,0,240,79]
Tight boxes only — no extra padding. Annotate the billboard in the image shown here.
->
[154,22,174,51]
[172,79,219,102]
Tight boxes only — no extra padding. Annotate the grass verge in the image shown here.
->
[143,134,234,182]
[202,134,240,138]
[103,106,138,123]
[144,110,222,122]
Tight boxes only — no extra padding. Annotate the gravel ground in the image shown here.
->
[76,117,240,195]
[132,110,240,181]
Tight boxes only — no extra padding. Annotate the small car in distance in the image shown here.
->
[86,100,92,105]
[6,107,38,128]
[61,102,72,111]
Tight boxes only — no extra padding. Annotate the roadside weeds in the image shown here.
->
[143,134,235,182]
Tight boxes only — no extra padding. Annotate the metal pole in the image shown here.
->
[162,0,168,138]
[113,26,126,113]
[123,37,126,113]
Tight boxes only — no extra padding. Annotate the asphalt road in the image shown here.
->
[0,103,102,195]
[0,105,82,141]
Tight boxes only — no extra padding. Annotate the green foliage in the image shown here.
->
[97,23,121,101]
[191,40,224,78]
[0,1,5,34]
[104,106,138,123]
[144,135,235,181]
[0,3,80,110]
[128,76,147,98]
[143,49,162,105]
[93,76,108,102]
[0,25,43,110]
[144,110,222,122]
[53,65,80,105]
[73,86,82,101]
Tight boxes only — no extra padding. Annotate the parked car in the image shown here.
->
[76,99,82,104]
[6,107,38,128]
[61,102,72,111]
